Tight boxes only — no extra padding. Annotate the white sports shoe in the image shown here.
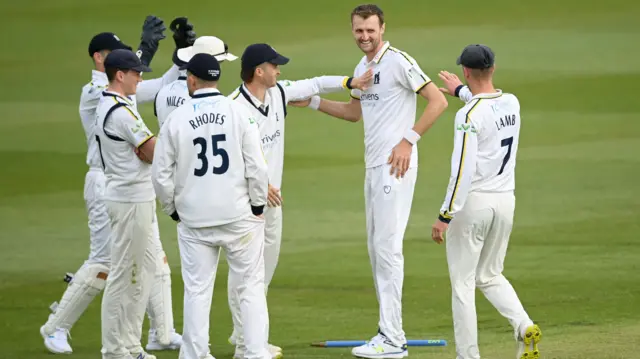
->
[145,329,182,351]
[130,350,157,359]
[233,345,283,359]
[351,333,408,359]
[40,325,72,354]
[229,332,282,358]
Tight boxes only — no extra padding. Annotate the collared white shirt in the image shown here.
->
[79,66,180,170]
[438,90,521,222]
[154,70,189,129]
[350,41,432,168]
[229,76,350,189]
[152,87,269,228]
[95,90,155,203]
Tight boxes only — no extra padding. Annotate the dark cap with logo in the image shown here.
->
[180,53,221,81]
[104,49,152,72]
[241,43,290,70]
[456,44,495,69]
[88,32,132,57]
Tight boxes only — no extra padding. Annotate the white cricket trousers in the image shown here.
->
[228,205,281,346]
[446,191,532,359]
[178,215,271,359]
[101,200,157,359]
[364,163,417,346]
[86,169,111,264]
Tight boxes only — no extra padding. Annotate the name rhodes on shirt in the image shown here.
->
[190,112,226,130]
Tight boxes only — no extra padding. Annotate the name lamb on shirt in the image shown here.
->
[190,113,226,129]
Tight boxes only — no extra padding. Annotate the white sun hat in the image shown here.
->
[177,36,238,63]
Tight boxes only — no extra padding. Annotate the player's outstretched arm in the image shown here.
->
[151,122,178,219]
[136,66,181,104]
[289,96,362,122]
[281,69,373,103]
[242,114,269,216]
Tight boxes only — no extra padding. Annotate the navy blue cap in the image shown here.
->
[241,43,289,70]
[88,32,132,57]
[104,49,152,72]
[456,44,495,69]
[180,53,221,81]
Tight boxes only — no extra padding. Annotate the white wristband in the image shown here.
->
[404,129,421,145]
[308,96,321,110]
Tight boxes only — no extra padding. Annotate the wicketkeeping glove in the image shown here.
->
[170,17,196,49]
[137,15,167,67]
[170,17,196,65]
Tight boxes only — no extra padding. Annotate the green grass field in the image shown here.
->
[1,0,639,358]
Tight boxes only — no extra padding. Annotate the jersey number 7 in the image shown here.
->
[193,134,229,176]
[498,136,513,175]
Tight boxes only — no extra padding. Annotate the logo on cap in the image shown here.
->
[208,69,220,77]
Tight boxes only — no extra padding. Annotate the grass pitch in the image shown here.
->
[1,0,639,358]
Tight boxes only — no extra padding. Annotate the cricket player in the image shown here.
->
[226,42,373,359]
[151,53,271,359]
[155,35,238,129]
[431,44,541,359]
[39,17,192,355]
[290,4,448,358]
[94,48,160,359]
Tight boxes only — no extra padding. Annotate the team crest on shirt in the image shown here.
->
[373,71,380,84]
[383,185,391,194]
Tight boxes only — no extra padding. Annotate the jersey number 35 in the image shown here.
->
[193,134,229,176]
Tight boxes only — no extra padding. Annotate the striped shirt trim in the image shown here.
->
[447,99,482,213]
[415,80,431,94]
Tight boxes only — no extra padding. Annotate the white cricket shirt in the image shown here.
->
[438,90,521,222]
[154,70,189,129]
[229,76,349,188]
[350,41,432,169]
[95,91,156,203]
[229,76,350,189]
[79,66,180,170]
[152,88,269,228]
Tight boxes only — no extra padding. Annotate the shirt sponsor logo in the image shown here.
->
[456,123,477,133]
[261,129,281,145]
[360,93,380,101]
